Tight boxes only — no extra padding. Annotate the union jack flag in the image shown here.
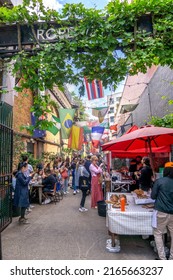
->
[84,77,104,100]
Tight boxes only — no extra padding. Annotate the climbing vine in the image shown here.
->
[1,0,173,129]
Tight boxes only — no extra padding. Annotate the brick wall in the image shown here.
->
[13,88,33,134]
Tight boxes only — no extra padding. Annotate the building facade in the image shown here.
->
[115,65,173,135]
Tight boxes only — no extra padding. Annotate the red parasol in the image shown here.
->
[102,126,173,152]
[102,125,173,169]
[111,146,170,159]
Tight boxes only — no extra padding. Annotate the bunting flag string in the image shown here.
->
[84,77,104,100]
[58,108,76,139]
[92,106,109,123]
[47,115,61,136]
[68,125,84,150]
[31,112,46,138]
[91,126,105,148]
[110,124,117,131]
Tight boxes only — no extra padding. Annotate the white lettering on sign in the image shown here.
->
[37,27,74,41]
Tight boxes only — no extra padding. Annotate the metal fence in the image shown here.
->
[0,101,13,233]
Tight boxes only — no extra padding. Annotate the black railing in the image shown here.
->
[0,101,13,259]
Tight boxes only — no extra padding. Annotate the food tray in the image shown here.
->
[134,197,155,205]
[132,192,155,204]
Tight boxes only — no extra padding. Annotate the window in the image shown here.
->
[110,116,114,123]
[116,96,121,102]
[109,97,114,104]
[27,142,34,155]
[109,107,114,114]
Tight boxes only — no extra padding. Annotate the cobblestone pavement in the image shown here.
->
[1,189,156,260]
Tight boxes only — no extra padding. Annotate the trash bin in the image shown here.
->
[97,200,106,217]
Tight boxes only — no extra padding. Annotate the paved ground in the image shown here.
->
[1,189,156,260]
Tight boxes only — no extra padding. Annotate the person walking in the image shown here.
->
[151,162,173,260]
[13,162,34,224]
[84,155,92,193]
[89,155,104,208]
[70,157,77,190]
[60,161,69,195]
[78,160,90,212]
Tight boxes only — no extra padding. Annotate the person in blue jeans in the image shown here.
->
[70,157,77,191]
[77,160,90,212]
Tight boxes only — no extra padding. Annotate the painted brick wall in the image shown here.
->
[13,88,33,135]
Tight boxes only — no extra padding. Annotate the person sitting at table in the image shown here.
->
[32,168,44,184]
[42,169,57,203]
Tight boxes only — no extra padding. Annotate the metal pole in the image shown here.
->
[148,84,153,118]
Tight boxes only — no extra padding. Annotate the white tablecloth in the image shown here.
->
[107,193,153,235]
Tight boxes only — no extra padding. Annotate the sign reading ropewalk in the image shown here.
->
[0,22,75,47]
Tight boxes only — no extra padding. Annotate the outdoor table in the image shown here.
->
[31,183,44,205]
[111,180,133,192]
[106,192,153,247]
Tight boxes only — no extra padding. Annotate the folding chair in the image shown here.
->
[45,184,60,204]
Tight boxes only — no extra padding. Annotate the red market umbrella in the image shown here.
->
[102,125,173,170]
[111,146,170,159]
[102,125,173,152]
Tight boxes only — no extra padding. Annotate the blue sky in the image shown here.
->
[42,0,124,113]
[43,0,109,10]
[57,0,109,10]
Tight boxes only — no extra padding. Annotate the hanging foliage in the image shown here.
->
[1,0,173,130]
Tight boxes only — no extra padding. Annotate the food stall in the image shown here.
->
[106,192,154,252]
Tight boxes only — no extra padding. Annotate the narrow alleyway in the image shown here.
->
[2,190,156,260]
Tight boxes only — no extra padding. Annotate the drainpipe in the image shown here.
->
[0,232,2,260]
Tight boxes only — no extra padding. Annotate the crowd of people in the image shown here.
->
[12,153,110,223]
[12,152,173,260]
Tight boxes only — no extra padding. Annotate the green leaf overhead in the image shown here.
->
[1,0,173,130]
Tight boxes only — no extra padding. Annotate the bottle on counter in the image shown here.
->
[120,197,125,212]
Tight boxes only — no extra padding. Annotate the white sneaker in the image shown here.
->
[79,207,88,212]
[42,198,51,205]
[66,191,69,193]
[73,191,76,195]
[76,190,80,193]
[64,191,67,195]
[82,207,88,212]
[29,205,35,208]
[26,208,32,212]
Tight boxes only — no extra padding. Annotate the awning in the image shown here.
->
[120,104,138,114]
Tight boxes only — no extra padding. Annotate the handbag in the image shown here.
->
[61,169,68,179]
[98,175,103,184]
